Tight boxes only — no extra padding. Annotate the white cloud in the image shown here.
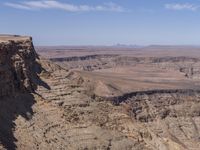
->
[5,3,31,10]
[165,3,199,11]
[4,0,125,12]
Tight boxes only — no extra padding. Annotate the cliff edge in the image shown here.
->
[0,35,46,149]
[0,35,40,97]
[1,35,200,150]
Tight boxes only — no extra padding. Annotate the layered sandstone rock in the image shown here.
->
[0,35,39,97]
[0,35,42,150]
[1,35,200,150]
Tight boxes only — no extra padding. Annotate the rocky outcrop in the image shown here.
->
[0,35,45,150]
[94,89,200,149]
[1,35,200,150]
[0,36,40,97]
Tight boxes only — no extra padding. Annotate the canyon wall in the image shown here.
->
[0,36,40,97]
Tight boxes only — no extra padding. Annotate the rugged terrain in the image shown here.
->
[1,35,200,150]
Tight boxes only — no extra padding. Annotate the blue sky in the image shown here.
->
[0,0,200,46]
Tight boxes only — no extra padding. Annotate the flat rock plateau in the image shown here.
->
[1,35,200,150]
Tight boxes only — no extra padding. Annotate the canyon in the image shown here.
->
[0,35,200,149]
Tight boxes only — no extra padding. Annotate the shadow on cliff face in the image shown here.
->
[32,56,51,91]
[0,58,50,150]
[0,94,35,150]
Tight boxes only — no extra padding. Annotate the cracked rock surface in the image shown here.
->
[1,35,200,150]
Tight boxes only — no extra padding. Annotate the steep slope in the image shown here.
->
[1,35,200,150]
[0,35,47,149]
[0,36,38,96]
[0,36,147,149]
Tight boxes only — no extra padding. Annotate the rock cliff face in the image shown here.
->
[1,35,200,150]
[0,35,44,150]
[0,36,39,97]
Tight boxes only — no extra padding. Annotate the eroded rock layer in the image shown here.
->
[1,35,200,150]
[0,36,42,150]
[0,36,39,97]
